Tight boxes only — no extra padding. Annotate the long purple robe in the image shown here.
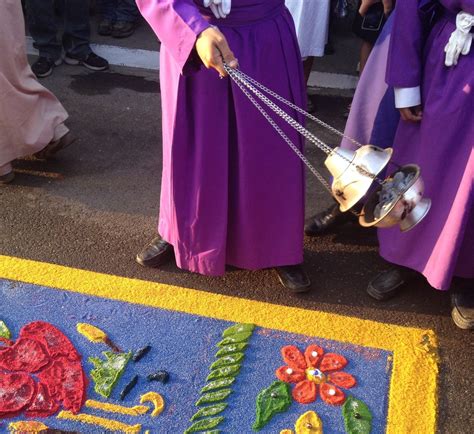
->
[379,0,474,290]
[137,0,306,276]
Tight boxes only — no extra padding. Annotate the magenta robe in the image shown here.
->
[137,0,306,275]
[379,0,474,290]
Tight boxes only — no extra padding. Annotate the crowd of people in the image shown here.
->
[1,0,472,330]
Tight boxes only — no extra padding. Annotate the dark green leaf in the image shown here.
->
[211,353,245,370]
[200,377,235,393]
[191,403,228,421]
[207,364,240,381]
[253,381,292,431]
[184,416,224,433]
[196,389,232,406]
[216,343,248,357]
[222,323,255,337]
[342,396,373,434]
[218,332,253,347]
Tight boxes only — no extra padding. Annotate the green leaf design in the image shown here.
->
[216,343,248,357]
[184,416,224,434]
[218,332,253,347]
[191,403,228,421]
[196,389,232,406]
[211,353,245,370]
[200,377,235,393]
[222,323,255,337]
[202,431,220,434]
[253,381,292,431]
[342,396,373,434]
[207,364,240,381]
[0,320,11,339]
[89,351,131,398]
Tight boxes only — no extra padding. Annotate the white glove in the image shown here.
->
[444,11,474,67]
[203,0,231,19]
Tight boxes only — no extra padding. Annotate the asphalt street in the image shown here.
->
[0,63,473,433]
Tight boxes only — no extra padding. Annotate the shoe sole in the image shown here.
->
[112,30,135,38]
[64,57,109,71]
[451,306,474,330]
[34,58,62,78]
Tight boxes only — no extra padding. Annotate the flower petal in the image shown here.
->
[281,345,307,370]
[292,380,317,404]
[320,353,347,372]
[328,372,357,389]
[275,366,306,383]
[320,383,346,405]
[304,344,324,368]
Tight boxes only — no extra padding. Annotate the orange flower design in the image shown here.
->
[275,345,356,406]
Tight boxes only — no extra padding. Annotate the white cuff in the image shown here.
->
[394,86,421,108]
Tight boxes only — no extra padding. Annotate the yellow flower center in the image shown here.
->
[305,368,326,384]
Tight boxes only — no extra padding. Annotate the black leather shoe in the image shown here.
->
[136,237,174,268]
[451,290,474,330]
[367,266,418,301]
[275,265,311,293]
[304,203,357,236]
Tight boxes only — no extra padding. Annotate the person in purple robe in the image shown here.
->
[134,0,311,292]
[368,0,474,329]
[305,3,399,236]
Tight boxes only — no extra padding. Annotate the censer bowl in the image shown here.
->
[359,164,431,231]
[325,145,393,212]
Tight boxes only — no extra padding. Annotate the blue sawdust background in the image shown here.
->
[0,279,392,433]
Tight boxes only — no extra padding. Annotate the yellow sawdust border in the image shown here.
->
[0,255,438,432]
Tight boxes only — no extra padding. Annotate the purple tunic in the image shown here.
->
[379,0,474,290]
[137,0,306,275]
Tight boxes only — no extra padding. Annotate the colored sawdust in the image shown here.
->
[57,410,141,432]
[140,392,165,417]
[85,399,149,416]
[0,256,439,433]
[89,351,131,398]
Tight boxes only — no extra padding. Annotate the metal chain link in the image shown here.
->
[227,66,334,194]
[225,65,383,184]
[231,67,365,148]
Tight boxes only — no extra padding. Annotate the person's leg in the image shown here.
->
[359,40,373,75]
[303,57,314,86]
[62,0,92,60]
[25,0,63,77]
[63,0,109,71]
[25,0,61,61]
[97,0,117,35]
[112,0,140,38]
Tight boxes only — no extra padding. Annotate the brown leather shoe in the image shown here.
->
[136,237,174,268]
[275,265,311,293]
[451,288,474,330]
[34,132,75,160]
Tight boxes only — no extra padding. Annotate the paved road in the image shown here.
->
[0,64,472,433]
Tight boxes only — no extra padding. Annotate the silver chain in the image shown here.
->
[230,67,364,149]
[225,65,383,185]
[226,67,334,194]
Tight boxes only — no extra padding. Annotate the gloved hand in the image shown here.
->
[444,11,474,67]
[203,0,232,19]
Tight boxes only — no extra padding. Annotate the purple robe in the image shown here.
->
[379,0,474,290]
[341,14,399,151]
[137,0,306,276]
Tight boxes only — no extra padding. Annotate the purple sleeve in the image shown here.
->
[386,0,424,88]
[441,0,474,14]
[136,0,211,72]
